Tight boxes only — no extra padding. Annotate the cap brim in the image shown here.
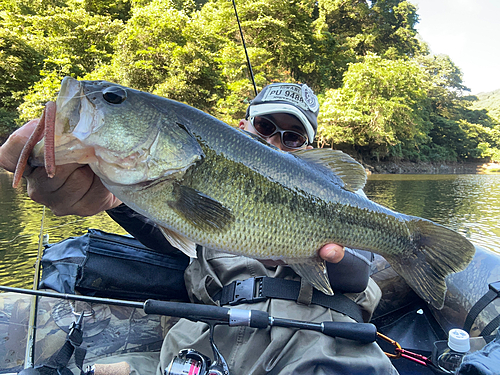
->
[248,103,315,144]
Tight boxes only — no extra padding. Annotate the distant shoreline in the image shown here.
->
[364,161,500,175]
[2,160,499,178]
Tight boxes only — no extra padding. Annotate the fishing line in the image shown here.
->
[0,217,89,244]
[0,233,31,244]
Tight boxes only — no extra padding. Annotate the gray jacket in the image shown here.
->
[157,247,398,375]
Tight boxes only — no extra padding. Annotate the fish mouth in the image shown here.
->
[31,77,98,167]
[32,77,203,187]
[56,77,94,139]
[58,77,84,121]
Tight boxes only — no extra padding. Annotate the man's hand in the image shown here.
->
[258,243,345,267]
[319,243,345,263]
[0,120,121,216]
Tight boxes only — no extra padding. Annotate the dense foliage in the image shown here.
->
[473,89,500,124]
[1,0,499,162]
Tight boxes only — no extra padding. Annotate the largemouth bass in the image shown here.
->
[28,77,475,309]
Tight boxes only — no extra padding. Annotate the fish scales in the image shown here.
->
[29,77,475,309]
[115,128,415,259]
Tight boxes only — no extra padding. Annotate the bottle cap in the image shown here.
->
[448,329,470,352]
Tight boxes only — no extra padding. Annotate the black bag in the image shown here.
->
[40,229,189,301]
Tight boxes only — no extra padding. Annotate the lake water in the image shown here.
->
[0,171,127,289]
[1,170,499,289]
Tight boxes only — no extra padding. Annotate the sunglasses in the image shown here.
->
[249,116,309,149]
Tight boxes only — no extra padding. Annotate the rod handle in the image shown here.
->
[144,299,230,322]
[91,362,130,375]
[322,322,377,343]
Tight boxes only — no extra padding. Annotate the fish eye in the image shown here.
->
[103,86,127,104]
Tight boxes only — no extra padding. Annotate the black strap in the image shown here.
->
[463,281,500,334]
[481,314,500,337]
[28,314,87,375]
[214,276,363,323]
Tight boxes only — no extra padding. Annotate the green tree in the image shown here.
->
[2,0,497,164]
[18,71,62,122]
[318,54,431,160]
[0,29,43,135]
[417,54,469,113]
[419,54,500,161]
[0,0,67,14]
[92,0,225,113]
[64,0,132,20]
[204,0,425,120]
[316,0,423,59]
[471,89,500,123]
[5,6,125,122]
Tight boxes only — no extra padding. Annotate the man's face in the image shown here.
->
[238,113,312,152]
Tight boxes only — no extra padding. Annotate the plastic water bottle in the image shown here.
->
[437,328,470,372]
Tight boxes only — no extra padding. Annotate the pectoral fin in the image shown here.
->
[159,226,197,258]
[168,184,234,232]
[288,258,334,296]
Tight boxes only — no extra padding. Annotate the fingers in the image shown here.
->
[319,243,345,263]
[1,120,120,217]
[0,119,40,173]
[12,116,47,187]
[26,164,121,216]
[27,164,89,208]
[61,168,122,216]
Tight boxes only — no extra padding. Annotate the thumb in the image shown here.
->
[319,243,345,263]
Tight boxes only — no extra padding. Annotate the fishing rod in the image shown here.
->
[24,207,48,369]
[0,285,378,344]
[231,0,258,97]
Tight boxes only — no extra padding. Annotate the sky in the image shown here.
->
[411,0,500,94]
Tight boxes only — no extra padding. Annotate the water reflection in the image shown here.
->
[0,171,126,288]
[365,174,500,254]
[1,170,500,288]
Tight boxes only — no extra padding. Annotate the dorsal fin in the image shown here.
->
[293,149,367,192]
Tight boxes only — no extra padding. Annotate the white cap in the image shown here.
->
[246,83,319,144]
[448,329,470,352]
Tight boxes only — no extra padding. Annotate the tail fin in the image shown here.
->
[385,219,475,310]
